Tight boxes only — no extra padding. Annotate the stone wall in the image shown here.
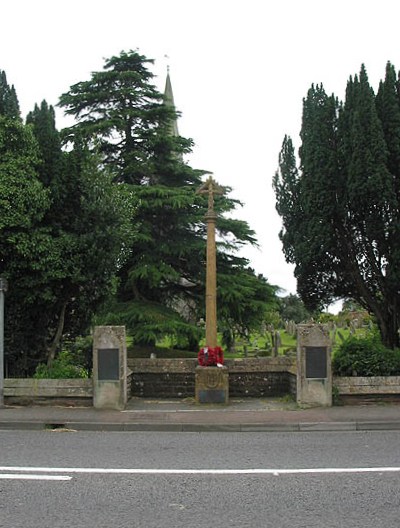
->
[6,367,400,405]
[129,359,197,398]
[129,357,297,398]
[4,378,93,406]
[334,376,400,403]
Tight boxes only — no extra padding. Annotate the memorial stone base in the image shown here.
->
[195,366,229,404]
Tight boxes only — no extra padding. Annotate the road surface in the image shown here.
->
[0,430,399,527]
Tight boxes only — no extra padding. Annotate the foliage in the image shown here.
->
[274,63,400,348]
[62,335,93,372]
[332,384,342,405]
[0,70,20,119]
[59,50,275,347]
[218,268,278,350]
[2,87,130,375]
[59,50,179,184]
[33,350,88,379]
[278,294,313,324]
[332,334,400,376]
[337,302,372,328]
[0,117,48,231]
[97,298,202,350]
[0,114,52,375]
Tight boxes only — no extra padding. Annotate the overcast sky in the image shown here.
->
[1,0,399,301]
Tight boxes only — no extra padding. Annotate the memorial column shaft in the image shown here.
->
[205,212,218,348]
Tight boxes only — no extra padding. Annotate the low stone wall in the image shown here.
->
[227,357,296,398]
[334,376,400,403]
[129,359,197,398]
[4,378,93,406]
[129,357,297,398]
[5,370,400,405]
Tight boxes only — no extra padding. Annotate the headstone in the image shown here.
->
[195,366,229,404]
[272,330,281,357]
[296,324,332,406]
[93,326,127,410]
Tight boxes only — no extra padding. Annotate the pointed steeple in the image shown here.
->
[163,68,179,137]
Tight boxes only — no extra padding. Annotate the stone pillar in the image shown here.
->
[205,210,218,347]
[197,175,223,349]
[196,176,228,404]
[296,324,332,406]
[93,326,127,410]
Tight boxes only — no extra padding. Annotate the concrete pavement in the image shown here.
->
[1,397,400,432]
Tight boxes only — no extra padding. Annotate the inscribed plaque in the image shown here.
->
[98,348,119,380]
[305,346,327,378]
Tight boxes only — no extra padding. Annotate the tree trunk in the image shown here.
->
[372,301,400,349]
[47,302,67,368]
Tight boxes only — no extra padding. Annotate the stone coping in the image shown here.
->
[334,376,400,394]
[4,378,93,398]
[128,357,297,374]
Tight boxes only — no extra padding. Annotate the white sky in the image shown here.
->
[1,0,399,301]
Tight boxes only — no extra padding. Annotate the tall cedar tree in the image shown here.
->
[274,63,400,348]
[59,50,276,348]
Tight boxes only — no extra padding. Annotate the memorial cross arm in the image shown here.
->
[196,175,224,213]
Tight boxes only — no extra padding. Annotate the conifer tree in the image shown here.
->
[59,50,275,348]
[274,64,400,348]
[0,70,20,119]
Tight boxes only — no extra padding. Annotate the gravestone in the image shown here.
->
[296,324,332,406]
[93,326,127,410]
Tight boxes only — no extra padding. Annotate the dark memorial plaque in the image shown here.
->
[198,389,226,404]
[98,348,119,381]
[305,346,327,378]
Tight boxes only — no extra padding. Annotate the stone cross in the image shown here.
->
[196,175,224,348]
[197,175,224,215]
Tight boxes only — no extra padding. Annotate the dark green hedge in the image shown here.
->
[332,335,400,377]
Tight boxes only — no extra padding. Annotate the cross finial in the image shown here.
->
[197,174,224,213]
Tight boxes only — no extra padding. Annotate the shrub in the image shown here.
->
[62,335,93,373]
[33,351,89,379]
[332,335,400,376]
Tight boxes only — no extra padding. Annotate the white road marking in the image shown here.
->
[0,466,399,476]
[0,474,71,481]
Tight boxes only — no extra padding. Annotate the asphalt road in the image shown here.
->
[1,430,400,528]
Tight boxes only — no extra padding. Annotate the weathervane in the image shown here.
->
[164,54,170,74]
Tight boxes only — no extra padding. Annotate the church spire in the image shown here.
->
[163,68,179,137]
